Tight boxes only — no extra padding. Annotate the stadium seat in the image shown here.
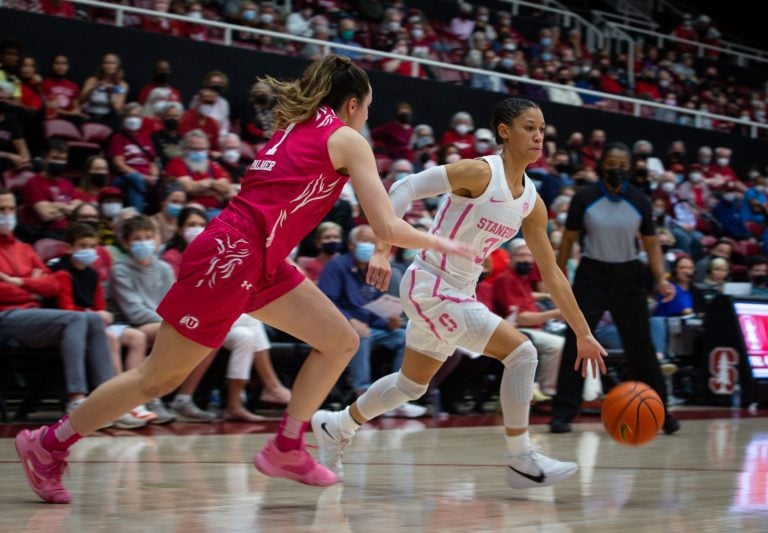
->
[44,119,83,142]
[34,239,70,263]
[81,122,113,145]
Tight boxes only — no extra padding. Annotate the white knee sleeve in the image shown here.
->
[500,340,538,429]
[223,327,257,380]
[356,371,428,421]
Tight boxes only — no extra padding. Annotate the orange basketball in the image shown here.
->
[601,381,665,446]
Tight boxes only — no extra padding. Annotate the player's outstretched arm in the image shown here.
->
[330,128,476,288]
[523,195,607,378]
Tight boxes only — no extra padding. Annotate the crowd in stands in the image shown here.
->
[1,1,768,422]
[5,0,768,137]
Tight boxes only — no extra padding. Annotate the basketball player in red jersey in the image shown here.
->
[16,55,475,503]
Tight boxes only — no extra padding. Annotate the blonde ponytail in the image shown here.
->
[260,54,369,129]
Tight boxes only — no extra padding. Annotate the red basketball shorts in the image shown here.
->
[157,217,305,348]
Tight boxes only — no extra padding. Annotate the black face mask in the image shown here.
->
[153,72,170,84]
[514,262,532,276]
[396,112,412,124]
[605,168,628,189]
[754,275,768,286]
[47,162,67,176]
[163,118,179,130]
[209,84,224,94]
[544,135,557,144]
[79,220,100,231]
[554,162,570,174]
[320,241,342,255]
[634,168,649,180]
[89,172,108,188]
[419,152,431,165]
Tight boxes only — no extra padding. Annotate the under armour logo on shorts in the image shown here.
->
[179,315,200,329]
[241,281,253,290]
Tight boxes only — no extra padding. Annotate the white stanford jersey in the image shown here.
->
[415,155,537,285]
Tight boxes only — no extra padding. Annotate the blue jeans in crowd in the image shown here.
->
[113,172,147,212]
[348,327,405,393]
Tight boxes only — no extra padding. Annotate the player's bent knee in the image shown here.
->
[395,371,429,401]
[501,340,538,404]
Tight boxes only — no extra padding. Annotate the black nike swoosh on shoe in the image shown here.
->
[508,465,546,483]
[320,422,336,441]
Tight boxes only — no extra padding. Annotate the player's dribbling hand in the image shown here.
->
[366,252,392,290]
[433,236,477,260]
[575,334,608,378]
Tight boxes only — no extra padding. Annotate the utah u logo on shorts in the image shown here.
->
[179,315,200,329]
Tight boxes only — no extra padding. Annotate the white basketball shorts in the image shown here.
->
[400,263,501,361]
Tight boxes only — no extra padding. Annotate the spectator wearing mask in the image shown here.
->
[473,127,496,157]
[0,189,116,417]
[138,59,182,106]
[107,102,159,212]
[380,39,427,79]
[633,139,665,181]
[493,239,564,399]
[140,86,174,136]
[448,2,475,41]
[218,133,248,183]
[164,129,232,219]
[109,214,174,349]
[318,225,426,417]
[706,147,741,192]
[695,256,729,294]
[180,88,221,154]
[244,81,276,149]
[150,182,186,244]
[411,123,437,172]
[578,128,606,170]
[51,222,167,427]
[713,190,751,241]
[21,138,81,242]
[189,71,230,141]
[439,111,476,159]
[68,201,113,283]
[152,101,184,166]
[371,102,415,160]
[331,17,365,61]
[297,221,343,284]
[75,155,110,203]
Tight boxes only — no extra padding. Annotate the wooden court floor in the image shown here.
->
[0,412,766,532]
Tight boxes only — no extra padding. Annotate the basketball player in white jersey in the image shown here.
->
[312,98,607,489]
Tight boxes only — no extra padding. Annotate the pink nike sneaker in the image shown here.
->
[15,427,72,504]
[253,438,338,487]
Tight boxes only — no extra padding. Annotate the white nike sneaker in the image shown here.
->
[506,447,578,489]
[311,410,354,480]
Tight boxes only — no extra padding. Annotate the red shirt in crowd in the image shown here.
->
[0,234,60,310]
[23,173,78,230]
[164,157,230,208]
[370,120,413,160]
[179,110,220,152]
[107,131,156,176]
[41,0,75,17]
[439,129,476,159]
[40,77,80,119]
[137,82,183,105]
[492,270,540,327]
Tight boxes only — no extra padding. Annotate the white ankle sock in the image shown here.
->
[338,407,360,434]
[174,394,192,405]
[506,432,532,455]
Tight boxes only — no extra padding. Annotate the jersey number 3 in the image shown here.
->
[474,237,500,264]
